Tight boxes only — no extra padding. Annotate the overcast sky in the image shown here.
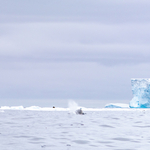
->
[1,0,150,106]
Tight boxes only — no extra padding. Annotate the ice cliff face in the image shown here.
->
[129,78,150,108]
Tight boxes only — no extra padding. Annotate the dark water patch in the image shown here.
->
[41,145,47,148]
[60,142,66,144]
[19,117,35,120]
[129,118,134,120]
[72,140,89,144]
[106,145,115,147]
[72,122,85,126]
[30,137,45,141]
[51,137,70,140]
[61,132,68,134]
[59,126,85,129]
[4,122,17,125]
[112,117,120,120]
[131,140,140,143]
[98,141,113,144]
[133,125,150,128]
[103,117,111,119]
[14,135,34,139]
[91,120,99,123]
[59,138,70,140]
[8,142,16,145]
[11,125,23,128]
[89,144,98,147]
[134,121,142,123]
[112,138,131,141]
[100,124,115,128]
[89,138,95,141]
[67,134,73,137]
[56,127,73,129]
[29,141,44,144]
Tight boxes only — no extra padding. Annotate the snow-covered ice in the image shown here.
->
[130,78,150,108]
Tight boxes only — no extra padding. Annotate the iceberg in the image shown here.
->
[129,78,150,108]
[105,103,129,108]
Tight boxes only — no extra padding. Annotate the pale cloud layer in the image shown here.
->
[0,0,150,106]
[0,22,150,65]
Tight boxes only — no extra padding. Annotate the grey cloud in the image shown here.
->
[1,0,150,23]
[0,22,150,66]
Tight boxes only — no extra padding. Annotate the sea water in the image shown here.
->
[0,107,150,150]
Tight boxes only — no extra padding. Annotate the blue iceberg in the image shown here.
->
[105,103,129,108]
[129,78,150,108]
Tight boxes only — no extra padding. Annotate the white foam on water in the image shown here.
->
[68,100,79,114]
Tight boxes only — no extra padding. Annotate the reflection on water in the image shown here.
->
[0,110,150,149]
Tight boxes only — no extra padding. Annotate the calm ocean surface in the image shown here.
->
[0,109,150,150]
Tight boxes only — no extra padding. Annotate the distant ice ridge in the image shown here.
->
[0,101,83,112]
[105,103,129,108]
[0,106,69,111]
[130,78,150,108]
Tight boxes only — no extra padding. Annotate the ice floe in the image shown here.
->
[105,103,129,108]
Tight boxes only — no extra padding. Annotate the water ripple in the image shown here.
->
[100,124,115,128]
[72,140,90,144]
